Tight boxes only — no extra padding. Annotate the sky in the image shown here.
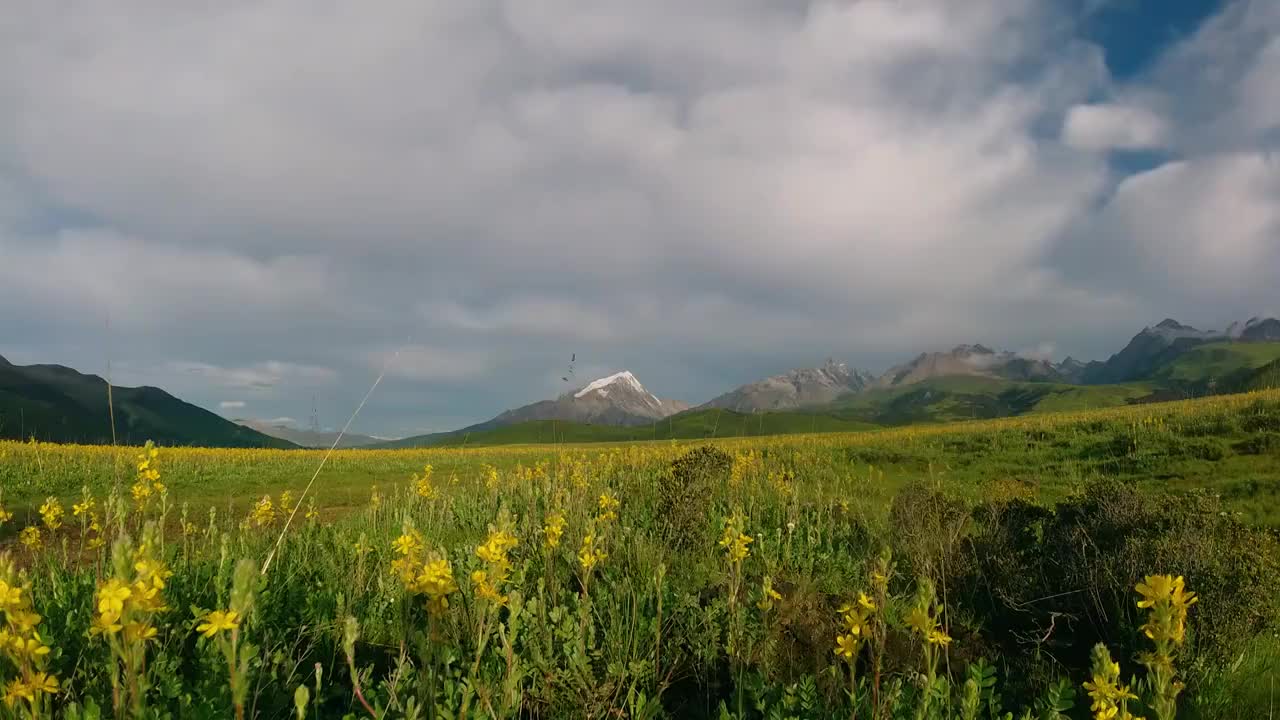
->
[1,0,1277,438]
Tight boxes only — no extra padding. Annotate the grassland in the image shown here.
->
[1,390,1279,718]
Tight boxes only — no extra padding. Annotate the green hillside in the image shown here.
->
[0,356,295,448]
[1244,358,1280,392]
[822,375,1150,426]
[1151,341,1280,392]
[380,409,878,448]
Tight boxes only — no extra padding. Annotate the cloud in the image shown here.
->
[218,400,246,410]
[373,345,497,382]
[1062,103,1169,150]
[166,361,338,390]
[0,0,1276,435]
[1100,153,1280,291]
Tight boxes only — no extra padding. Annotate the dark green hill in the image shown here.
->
[0,355,295,448]
[376,409,878,448]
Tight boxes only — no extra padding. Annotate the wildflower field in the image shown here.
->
[1,390,1279,719]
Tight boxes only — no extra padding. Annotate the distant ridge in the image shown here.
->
[236,419,381,448]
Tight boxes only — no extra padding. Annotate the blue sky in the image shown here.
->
[1084,0,1224,79]
[1,0,1277,437]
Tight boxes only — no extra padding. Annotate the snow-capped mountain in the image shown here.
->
[700,359,875,411]
[482,371,689,428]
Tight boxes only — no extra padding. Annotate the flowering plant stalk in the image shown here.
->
[195,559,257,720]
[0,554,59,718]
[90,523,171,718]
[1135,574,1197,720]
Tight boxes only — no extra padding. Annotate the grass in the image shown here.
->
[1,390,1278,718]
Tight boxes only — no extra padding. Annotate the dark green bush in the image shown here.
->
[657,445,731,550]
[954,480,1280,690]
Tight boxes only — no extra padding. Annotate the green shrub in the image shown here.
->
[955,480,1280,690]
[657,445,731,550]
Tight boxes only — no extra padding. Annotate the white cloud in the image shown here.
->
[1062,103,1169,150]
[218,400,246,409]
[1103,153,1280,291]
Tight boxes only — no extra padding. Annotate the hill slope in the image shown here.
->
[825,375,1152,426]
[1148,341,1280,393]
[0,355,294,448]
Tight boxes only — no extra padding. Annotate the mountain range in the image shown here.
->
[383,315,1280,447]
[4,315,1279,448]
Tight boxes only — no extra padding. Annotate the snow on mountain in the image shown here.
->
[470,370,688,428]
[573,370,660,407]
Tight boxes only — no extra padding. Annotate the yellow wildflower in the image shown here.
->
[19,527,42,550]
[3,679,33,708]
[97,578,132,617]
[0,581,21,610]
[597,493,620,523]
[393,532,423,557]
[757,576,783,611]
[28,672,59,695]
[579,533,607,572]
[834,633,860,660]
[542,511,566,549]
[475,529,518,566]
[196,610,240,638]
[905,607,934,637]
[37,500,61,523]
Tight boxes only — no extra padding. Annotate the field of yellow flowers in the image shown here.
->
[1,389,1279,718]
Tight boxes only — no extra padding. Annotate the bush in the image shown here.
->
[656,446,731,550]
[955,480,1280,690]
[1233,431,1280,455]
[888,481,969,583]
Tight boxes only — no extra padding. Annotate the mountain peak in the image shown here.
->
[952,343,995,355]
[469,369,685,430]
[574,370,649,399]
[1154,318,1189,331]
[699,360,874,412]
